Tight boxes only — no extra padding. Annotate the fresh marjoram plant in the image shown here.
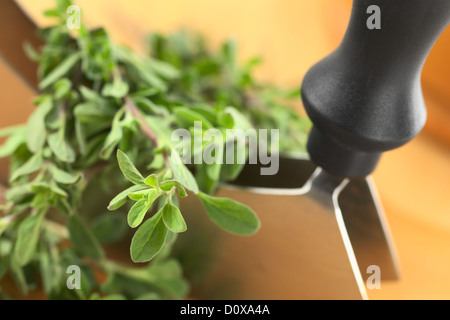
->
[0,0,310,299]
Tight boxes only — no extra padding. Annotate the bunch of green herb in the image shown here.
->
[0,0,310,300]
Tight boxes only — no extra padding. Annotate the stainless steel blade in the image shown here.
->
[231,155,400,283]
[339,176,400,281]
[178,156,399,299]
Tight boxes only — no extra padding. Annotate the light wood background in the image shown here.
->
[1,0,449,299]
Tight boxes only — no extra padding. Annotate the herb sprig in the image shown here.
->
[0,0,310,299]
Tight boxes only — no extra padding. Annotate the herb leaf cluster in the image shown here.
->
[0,0,309,299]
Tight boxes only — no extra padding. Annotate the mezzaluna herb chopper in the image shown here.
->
[1,0,449,300]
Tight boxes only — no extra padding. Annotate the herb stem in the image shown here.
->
[124,96,159,148]
[124,96,171,168]
[162,149,171,168]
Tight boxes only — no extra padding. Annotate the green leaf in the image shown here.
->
[31,181,52,193]
[10,152,43,182]
[54,78,72,99]
[138,69,167,91]
[147,57,180,79]
[128,189,161,228]
[155,276,189,300]
[0,124,26,138]
[91,213,128,244]
[174,107,214,129]
[78,132,107,168]
[102,79,129,99]
[127,199,150,228]
[39,244,60,296]
[169,151,198,194]
[162,169,173,181]
[221,162,245,181]
[130,211,168,263]
[196,164,219,195]
[49,164,82,184]
[6,183,32,202]
[144,174,159,188]
[78,27,116,81]
[159,180,187,197]
[0,127,27,158]
[55,198,72,215]
[146,259,189,299]
[131,87,160,98]
[74,102,115,123]
[30,181,67,201]
[0,219,10,237]
[39,52,82,90]
[117,150,145,185]
[49,181,68,198]
[147,189,161,205]
[31,191,49,209]
[205,143,223,181]
[43,9,61,18]
[100,109,124,159]
[198,192,260,236]
[67,214,105,261]
[162,202,186,233]
[109,197,127,212]
[26,96,53,153]
[48,131,76,163]
[9,253,28,294]
[14,210,46,266]
[189,105,218,125]
[79,85,103,102]
[222,39,237,67]
[39,250,52,295]
[119,112,139,132]
[75,119,87,154]
[220,140,246,180]
[132,97,169,117]
[128,189,150,201]
[114,45,167,91]
[23,42,40,61]
[108,185,147,211]
[218,107,253,130]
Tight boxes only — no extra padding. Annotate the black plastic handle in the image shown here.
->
[301,0,450,177]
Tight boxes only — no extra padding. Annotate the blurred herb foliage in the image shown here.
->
[0,0,310,300]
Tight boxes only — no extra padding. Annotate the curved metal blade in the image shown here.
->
[230,156,400,282]
[301,168,368,299]
[180,168,366,299]
[180,156,399,299]
[339,177,401,281]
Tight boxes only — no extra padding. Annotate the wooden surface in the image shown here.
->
[3,0,450,299]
